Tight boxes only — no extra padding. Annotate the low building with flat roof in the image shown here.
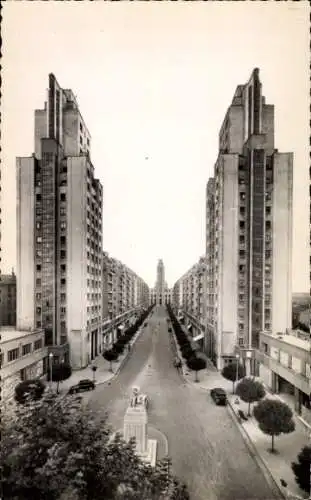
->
[0,327,48,405]
[257,329,311,426]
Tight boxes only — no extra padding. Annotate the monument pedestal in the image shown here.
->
[123,405,157,467]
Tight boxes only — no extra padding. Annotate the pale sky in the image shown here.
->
[2,2,309,291]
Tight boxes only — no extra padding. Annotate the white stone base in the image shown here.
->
[137,439,157,468]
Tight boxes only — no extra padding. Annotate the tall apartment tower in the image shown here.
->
[205,68,293,370]
[156,259,165,305]
[17,74,103,369]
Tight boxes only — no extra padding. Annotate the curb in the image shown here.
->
[58,322,147,397]
[226,399,286,499]
[169,329,191,386]
[112,425,169,460]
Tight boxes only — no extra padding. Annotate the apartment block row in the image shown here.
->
[102,252,149,348]
[172,257,206,347]
[11,73,149,376]
[173,68,310,420]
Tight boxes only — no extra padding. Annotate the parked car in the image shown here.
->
[210,387,227,406]
[68,379,95,394]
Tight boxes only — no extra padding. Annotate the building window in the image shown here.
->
[22,343,32,356]
[36,278,41,286]
[266,206,271,215]
[60,222,66,230]
[80,122,83,132]
[61,264,66,272]
[262,342,268,353]
[8,348,19,362]
[238,338,244,346]
[36,222,41,230]
[36,264,41,271]
[60,250,66,259]
[60,236,66,245]
[60,193,66,202]
[36,321,41,328]
[36,194,41,202]
[36,307,41,314]
[61,278,66,286]
[36,293,41,300]
[80,135,83,145]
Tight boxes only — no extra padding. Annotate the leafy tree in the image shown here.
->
[102,349,119,371]
[221,363,245,394]
[48,363,72,394]
[14,379,46,404]
[236,378,266,416]
[186,356,206,382]
[253,399,295,453]
[114,343,125,355]
[180,346,194,360]
[292,445,311,494]
[0,392,189,500]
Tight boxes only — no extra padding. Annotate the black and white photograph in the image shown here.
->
[1,2,310,500]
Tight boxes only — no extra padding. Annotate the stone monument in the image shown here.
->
[123,386,157,466]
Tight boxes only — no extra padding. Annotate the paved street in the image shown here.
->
[87,306,282,500]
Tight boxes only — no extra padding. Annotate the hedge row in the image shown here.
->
[103,305,154,360]
[166,305,207,376]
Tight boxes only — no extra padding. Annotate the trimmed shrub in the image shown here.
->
[15,379,46,404]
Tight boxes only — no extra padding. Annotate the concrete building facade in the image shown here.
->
[257,330,311,426]
[0,327,47,405]
[101,252,149,349]
[205,68,293,371]
[172,256,207,349]
[16,74,103,370]
[0,271,16,326]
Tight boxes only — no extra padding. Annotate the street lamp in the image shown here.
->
[49,353,54,390]
[235,353,240,394]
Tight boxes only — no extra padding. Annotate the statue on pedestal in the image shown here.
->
[130,386,140,408]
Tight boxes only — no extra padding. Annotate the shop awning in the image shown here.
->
[193,333,204,342]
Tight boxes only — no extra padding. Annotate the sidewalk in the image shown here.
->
[51,326,144,394]
[171,328,310,500]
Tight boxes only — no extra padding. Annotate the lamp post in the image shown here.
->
[245,349,252,377]
[235,353,240,394]
[49,353,54,390]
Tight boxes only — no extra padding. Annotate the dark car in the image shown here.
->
[68,379,95,394]
[210,388,227,406]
